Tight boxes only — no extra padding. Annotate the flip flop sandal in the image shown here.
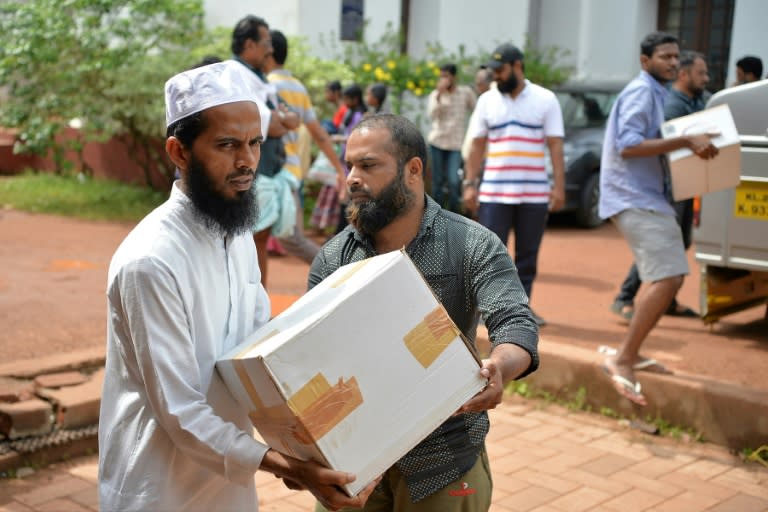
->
[601,363,647,406]
[632,358,671,373]
[598,347,669,373]
[608,373,646,405]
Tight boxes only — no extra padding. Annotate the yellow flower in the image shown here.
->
[406,80,415,90]
[433,68,440,76]
[363,63,372,72]
[427,61,436,68]
[414,88,423,96]
[374,67,385,80]
[386,60,396,70]
[381,72,392,81]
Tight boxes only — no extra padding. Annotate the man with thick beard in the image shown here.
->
[99,61,374,512]
[462,43,566,328]
[309,114,539,512]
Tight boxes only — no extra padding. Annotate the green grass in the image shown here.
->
[504,380,705,441]
[0,172,167,222]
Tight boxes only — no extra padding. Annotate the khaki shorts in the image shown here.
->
[612,208,688,282]
[315,448,492,512]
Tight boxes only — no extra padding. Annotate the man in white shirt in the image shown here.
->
[98,61,373,512]
[463,44,566,327]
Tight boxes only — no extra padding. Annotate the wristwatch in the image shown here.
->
[462,178,480,188]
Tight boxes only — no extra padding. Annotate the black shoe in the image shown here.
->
[665,304,698,317]
[531,310,547,327]
[610,300,633,321]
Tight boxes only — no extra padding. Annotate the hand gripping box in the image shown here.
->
[216,250,486,497]
[661,104,742,201]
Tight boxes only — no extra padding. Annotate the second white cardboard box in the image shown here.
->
[661,103,741,201]
[216,250,487,497]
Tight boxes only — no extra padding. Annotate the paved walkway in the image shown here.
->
[1,398,766,512]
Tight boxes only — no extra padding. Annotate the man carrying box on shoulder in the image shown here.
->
[310,114,539,511]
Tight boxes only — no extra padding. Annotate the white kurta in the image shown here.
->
[98,183,272,512]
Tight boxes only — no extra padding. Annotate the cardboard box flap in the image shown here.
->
[662,104,742,201]
[222,252,404,363]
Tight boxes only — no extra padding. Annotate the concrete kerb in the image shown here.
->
[2,335,767,475]
[525,337,768,450]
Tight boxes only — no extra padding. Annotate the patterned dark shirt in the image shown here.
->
[308,195,539,502]
[664,87,707,121]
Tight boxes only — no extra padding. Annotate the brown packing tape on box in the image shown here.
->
[287,373,363,443]
[234,359,314,458]
[247,408,307,459]
[331,259,371,288]
[403,306,461,368]
[235,359,363,447]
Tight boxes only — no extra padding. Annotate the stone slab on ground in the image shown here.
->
[35,370,104,430]
[0,399,53,440]
[0,348,105,380]
[0,378,35,404]
[33,372,87,390]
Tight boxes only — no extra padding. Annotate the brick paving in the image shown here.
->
[1,397,766,512]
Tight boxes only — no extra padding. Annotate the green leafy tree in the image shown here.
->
[319,23,572,118]
[520,36,573,89]
[319,22,443,115]
[0,0,205,185]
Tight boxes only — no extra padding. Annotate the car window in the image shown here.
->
[555,91,618,129]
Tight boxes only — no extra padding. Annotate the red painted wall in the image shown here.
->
[0,127,173,191]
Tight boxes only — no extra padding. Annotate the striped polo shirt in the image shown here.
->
[467,81,563,204]
[267,69,318,179]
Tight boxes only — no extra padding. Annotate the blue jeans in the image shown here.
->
[479,202,549,300]
[429,145,461,213]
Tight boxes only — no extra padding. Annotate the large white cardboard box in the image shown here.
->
[216,250,486,496]
[661,104,741,201]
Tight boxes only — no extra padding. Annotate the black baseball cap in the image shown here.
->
[486,43,524,70]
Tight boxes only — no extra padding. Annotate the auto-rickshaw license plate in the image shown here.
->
[734,181,768,221]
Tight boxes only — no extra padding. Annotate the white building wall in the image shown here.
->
[408,0,530,60]
[203,1,301,34]
[203,1,401,60]
[536,0,657,84]
[726,0,768,85]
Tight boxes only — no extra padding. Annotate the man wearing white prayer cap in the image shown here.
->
[98,61,375,512]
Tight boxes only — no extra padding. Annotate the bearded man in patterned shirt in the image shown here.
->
[310,114,539,512]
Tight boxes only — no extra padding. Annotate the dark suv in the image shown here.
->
[547,82,622,227]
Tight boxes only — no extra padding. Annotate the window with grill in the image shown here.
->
[658,0,735,91]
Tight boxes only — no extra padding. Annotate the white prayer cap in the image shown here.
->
[165,60,261,127]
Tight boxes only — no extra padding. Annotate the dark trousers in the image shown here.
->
[429,145,461,213]
[479,202,549,300]
[615,198,694,304]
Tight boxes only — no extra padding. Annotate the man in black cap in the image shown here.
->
[463,43,566,327]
